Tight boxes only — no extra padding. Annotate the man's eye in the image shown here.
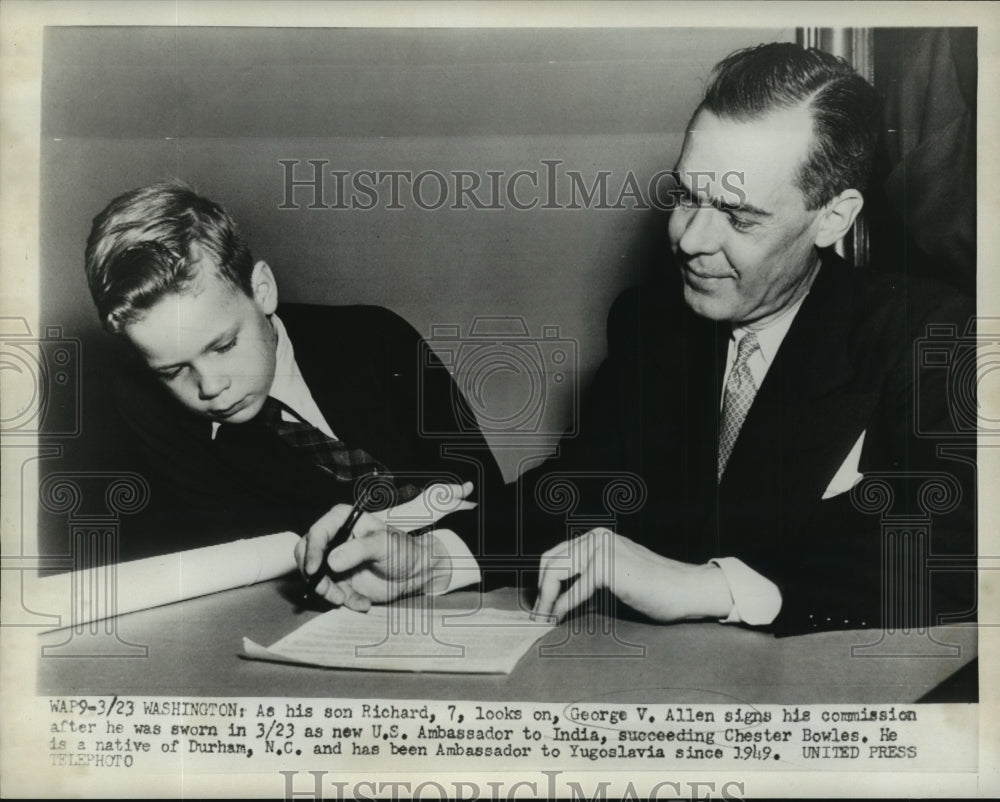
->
[215,338,237,354]
[676,189,700,208]
[728,214,755,232]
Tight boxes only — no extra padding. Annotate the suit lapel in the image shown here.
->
[678,308,728,493]
[717,252,876,535]
[277,305,398,474]
[641,287,727,549]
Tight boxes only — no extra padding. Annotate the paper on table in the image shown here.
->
[34,532,301,630]
[243,605,555,674]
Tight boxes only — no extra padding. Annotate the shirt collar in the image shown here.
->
[268,313,298,406]
[731,291,808,367]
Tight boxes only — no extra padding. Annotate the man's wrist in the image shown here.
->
[685,562,735,619]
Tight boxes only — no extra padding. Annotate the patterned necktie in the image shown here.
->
[257,396,420,503]
[717,331,760,482]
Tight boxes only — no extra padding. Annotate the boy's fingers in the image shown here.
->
[342,586,372,612]
[327,531,389,574]
[303,506,386,574]
[303,504,351,573]
[293,537,307,573]
[316,576,343,606]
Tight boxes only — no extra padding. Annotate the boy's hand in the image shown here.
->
[294,505,452,611]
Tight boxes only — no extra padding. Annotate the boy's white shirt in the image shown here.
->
[211,314,480,594]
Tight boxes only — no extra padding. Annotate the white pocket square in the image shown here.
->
[822,430,866,500]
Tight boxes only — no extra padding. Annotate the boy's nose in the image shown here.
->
[197,370,231,400]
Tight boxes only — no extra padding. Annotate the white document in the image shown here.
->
[243,605,554,674]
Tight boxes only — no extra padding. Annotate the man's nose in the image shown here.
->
[197,368,231,400]
[676,206,722,256]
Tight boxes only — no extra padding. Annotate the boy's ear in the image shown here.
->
[251,261,278,315]
[814,189,864,249]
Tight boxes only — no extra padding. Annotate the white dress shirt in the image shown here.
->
[214,314,480,594]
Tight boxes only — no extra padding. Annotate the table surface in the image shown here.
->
[37,578,977,703]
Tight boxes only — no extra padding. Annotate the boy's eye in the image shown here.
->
[215,337,237,354]
[156,367,183,382]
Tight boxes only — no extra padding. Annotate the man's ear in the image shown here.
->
[814,189,864,249]
[250,261,278,315]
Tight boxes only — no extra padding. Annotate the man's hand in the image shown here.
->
[368,481,476,532]
[531,528,734,623]
[294,506,452,611]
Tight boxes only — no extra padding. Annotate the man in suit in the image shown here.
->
[531,43,976,635]
[85,181,506,609]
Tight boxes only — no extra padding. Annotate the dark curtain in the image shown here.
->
[868,28,976,298]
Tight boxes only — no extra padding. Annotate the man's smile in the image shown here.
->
[682,261,737,281]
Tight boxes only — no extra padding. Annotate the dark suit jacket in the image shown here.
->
[113,303,508,568]
[520,250,976,635]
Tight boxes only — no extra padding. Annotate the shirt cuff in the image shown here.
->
[710,557,782,626]
[428,529,481,594]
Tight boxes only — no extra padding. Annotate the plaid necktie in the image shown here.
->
[257,396,421,503]
[718,331,760,482]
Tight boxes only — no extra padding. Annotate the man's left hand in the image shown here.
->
[531,528,734,623]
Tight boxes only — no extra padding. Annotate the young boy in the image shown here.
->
[85,180,507,608]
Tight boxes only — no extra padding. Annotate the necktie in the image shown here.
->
[256,396,421,504]
[717,331,760,482]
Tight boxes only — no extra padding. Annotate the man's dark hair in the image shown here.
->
[85,180,255,333]
[700,42,880,209]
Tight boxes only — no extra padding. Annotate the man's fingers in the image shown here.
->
[423,481,477,514]
[532,540,572,619]
[533,531,612,621]
[369,482,478,531]
[552,556,600,622]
